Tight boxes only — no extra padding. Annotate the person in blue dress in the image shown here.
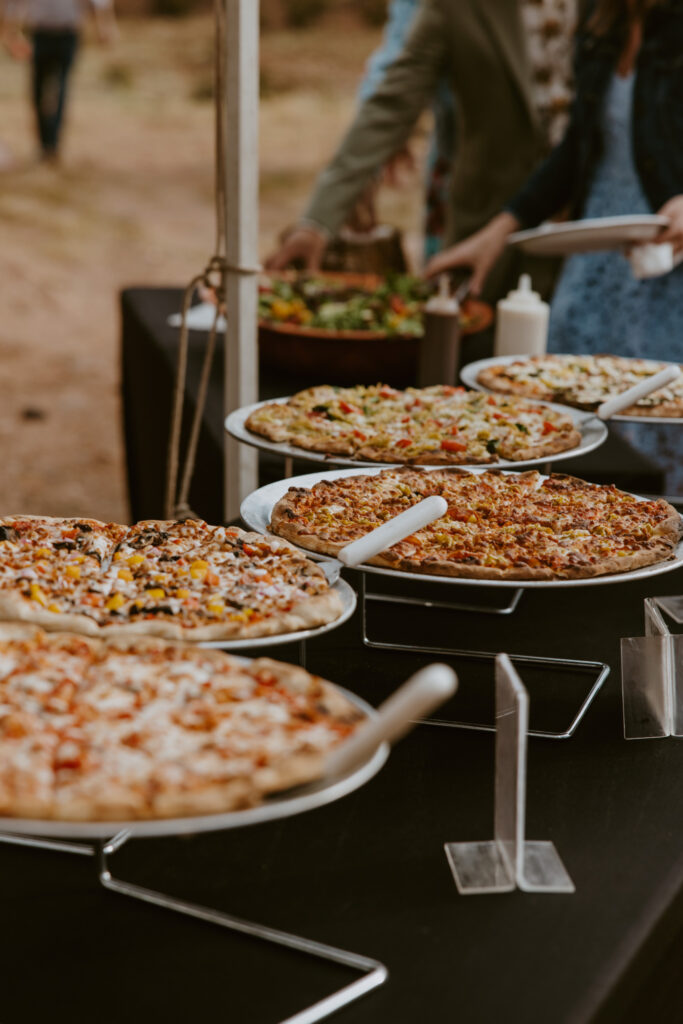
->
[426,0,683,493]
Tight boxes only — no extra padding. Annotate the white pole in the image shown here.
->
[224,0,259,522]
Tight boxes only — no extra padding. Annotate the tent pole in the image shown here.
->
[223,0,259,523]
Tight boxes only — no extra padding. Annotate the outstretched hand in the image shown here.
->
[265,225,328,271]
[423,212,520,295]
[656,195,683,254]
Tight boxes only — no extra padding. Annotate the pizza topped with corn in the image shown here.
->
[245,384,581,465]
[0,517,343,641]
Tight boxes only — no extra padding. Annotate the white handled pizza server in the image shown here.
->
[593,364,681,420]
[320,494,448,585]
[325,663,458,778]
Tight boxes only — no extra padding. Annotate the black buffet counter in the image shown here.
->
[4,287,675,1023]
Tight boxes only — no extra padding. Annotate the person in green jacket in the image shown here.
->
[267,0,579,303]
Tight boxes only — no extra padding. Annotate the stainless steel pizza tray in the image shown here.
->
[460,355,683,425]
[226,396,608,470]
[198,576,355,650]
[0,680,387,840]
[240,466,683,590]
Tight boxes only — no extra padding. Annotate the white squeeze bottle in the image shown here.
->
[493,274,549,357]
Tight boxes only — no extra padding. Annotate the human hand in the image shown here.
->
[265,225,328,271]
[424,212,520,295]
[4,31,31,60]
[655,195,683,254]
[381,143,416,189]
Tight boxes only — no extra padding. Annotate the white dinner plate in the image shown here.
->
[508,215,668,256]
[460,354,683,424]
[240,466,683,590]
[226,396,607,471]
[198,576,355,650]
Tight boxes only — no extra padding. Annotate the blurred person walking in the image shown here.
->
[1,0,117,163]
[267,0,581,300]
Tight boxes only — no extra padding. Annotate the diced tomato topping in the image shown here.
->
[390,295,406,314]
[242,543,259,556]
[486,396,497,405]
[441,385,458,394]
[339,401,356,415]
[542,421,558,434]
[401,415,410,423]
[396,438,412,448]
[63,529,78,539]
[441,439,467,452]
[205,570,220,586]
[492,413,504,421]
[449,425,460,435]
[353,429,367,441]
[82,593,102,606]
[379,387,398,398]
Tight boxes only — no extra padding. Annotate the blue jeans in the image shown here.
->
[31,30,79,155]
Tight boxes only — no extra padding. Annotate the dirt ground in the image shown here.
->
[0,12,425,523]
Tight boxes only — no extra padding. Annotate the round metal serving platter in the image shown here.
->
[460,355,683,425]
[240,466,683,590]
[0,679,387,840]
[197,576,355,650]
[226,396,608,471]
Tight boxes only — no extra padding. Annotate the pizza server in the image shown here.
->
[318,494,448,585]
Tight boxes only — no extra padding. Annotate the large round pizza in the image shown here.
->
[270,467,682,582]
[0,516,343,641]
[475,354,683,417]
[0,624,363,821]
[245,384,581,465]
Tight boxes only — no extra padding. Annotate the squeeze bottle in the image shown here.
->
[417,275,461,386]
[493,274,549,357]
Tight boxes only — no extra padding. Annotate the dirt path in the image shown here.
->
[0,14,423,522]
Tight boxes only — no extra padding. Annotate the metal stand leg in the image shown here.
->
[0,829,387,1024]
[284,456,294,479]
[359,576,609,740]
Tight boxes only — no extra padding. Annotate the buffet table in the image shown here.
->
[120,288,666,524]
[1,565,682,1022]
[93,285,683,1023]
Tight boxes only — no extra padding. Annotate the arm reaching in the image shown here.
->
[424,212,521,295]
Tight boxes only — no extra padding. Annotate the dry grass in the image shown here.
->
[0,13,425,521]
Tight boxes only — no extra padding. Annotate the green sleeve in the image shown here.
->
[302,0,449,236]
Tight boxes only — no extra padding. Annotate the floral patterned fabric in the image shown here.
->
[549,73,683,495]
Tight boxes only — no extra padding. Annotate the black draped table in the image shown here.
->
[120,287,666,524]
[3,286,675,1022]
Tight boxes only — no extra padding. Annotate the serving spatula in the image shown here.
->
[320,494,448,585]
[325,662,458,778]
[592,364,682,420]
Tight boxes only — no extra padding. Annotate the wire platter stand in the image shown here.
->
[0,722,390,1024]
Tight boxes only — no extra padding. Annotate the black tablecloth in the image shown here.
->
[10,286,674,1023]
[120,288,666,525]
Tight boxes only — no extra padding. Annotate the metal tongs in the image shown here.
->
[589,364,682,421]
[320,495,448,585]
[325,662,458,778]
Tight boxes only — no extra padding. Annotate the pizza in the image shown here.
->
[0,516,343,641]
[476,354,683,417]
[245,384,581,465]
[0,624,363,821]
[270,467,682,581]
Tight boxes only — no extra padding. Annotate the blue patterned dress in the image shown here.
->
[548,72,683,494]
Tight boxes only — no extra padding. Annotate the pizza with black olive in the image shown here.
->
[0,516,342,641]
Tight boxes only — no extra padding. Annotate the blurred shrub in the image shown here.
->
[102,62,134,88]
[284,0,327,26]
[153,0,194,17]
[361,0,388,26]
[190,72,214,102]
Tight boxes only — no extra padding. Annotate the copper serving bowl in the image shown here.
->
[258,272,493,386]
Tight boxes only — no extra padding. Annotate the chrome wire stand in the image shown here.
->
[359,575,609,740]
[0,829,387,1024]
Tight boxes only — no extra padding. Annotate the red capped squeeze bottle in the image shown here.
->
[417,274,461,387]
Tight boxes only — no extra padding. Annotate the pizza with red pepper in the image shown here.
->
[0,516,342,641]
[0,624,363,821]
[270,467,682,581]
[245,384,581,464]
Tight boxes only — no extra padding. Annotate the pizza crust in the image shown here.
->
[270,469,682,582]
